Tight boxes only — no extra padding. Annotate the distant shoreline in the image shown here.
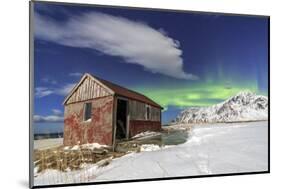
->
[34,132,64,140]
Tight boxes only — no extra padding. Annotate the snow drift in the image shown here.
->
[172,91,268,124]
[34,121,268,185]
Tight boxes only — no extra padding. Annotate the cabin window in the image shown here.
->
[146,105,151,120]
[84,102,92,121]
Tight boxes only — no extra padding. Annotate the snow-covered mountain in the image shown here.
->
[172,91,268,124]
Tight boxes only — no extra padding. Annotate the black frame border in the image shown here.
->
[29,1,270,188]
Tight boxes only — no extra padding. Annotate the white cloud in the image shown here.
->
[42,77,57,84]
[35,87,54,98]
[69,72,83,77]
[35,12,198,80]
[34,115,64,122]
[33,109,64,123]
[52,109,63,115]
[55,83,76,96]
[35,83,75,98]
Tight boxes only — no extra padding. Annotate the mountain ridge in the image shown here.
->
[171,91,268,124]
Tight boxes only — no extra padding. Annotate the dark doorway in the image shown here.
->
[116,99,128,140]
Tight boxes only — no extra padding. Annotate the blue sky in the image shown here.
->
[33,2,268,128]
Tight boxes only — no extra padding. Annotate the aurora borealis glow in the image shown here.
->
[33,2,269,126]
[134,80,266,123]
[135,83,260,108]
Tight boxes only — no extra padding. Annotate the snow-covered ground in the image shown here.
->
[34,121,268,186]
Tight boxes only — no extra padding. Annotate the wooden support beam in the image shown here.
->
[112,97,117,152]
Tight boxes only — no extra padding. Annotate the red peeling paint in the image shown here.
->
[63,95,162,146]
[63,96,113,146]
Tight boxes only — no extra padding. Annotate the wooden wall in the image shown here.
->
[64,96,114,146]
[66,76,112,105]
[129,120,161,137]
[129,99,161,121]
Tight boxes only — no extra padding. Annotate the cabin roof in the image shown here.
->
[64,73,163,109]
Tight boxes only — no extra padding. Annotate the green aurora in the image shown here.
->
[134,82,265,109]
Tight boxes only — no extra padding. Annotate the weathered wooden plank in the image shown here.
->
[89,79,92,98]
[84,78,88,100]
[128,99,160,121]
[97,84,100,97]
[80,80,84,100]
[76,82,80,102]
[65,75,118,104]
[81,79,84,101]
[93,82,97,98]
[89,79,92,97]
[85,79,88,100]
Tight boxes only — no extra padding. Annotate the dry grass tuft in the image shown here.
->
[34,146,126,173]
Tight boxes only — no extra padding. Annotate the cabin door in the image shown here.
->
[115,99,128,140]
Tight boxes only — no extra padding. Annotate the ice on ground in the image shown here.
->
[34,121,268,186]
[140,144,172,152]
[132,131,161,139]
[140,144,161,151]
